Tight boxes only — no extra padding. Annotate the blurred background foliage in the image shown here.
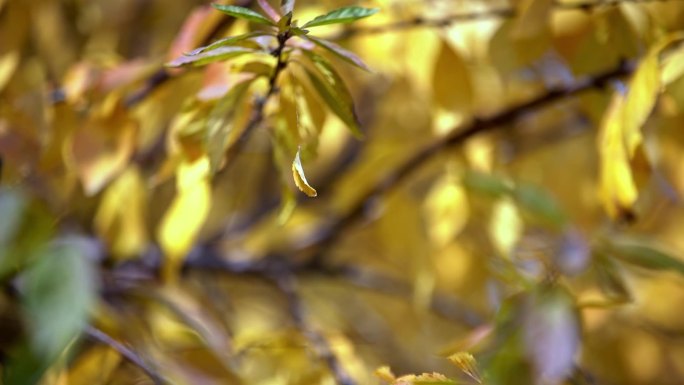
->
[2,0,684,384]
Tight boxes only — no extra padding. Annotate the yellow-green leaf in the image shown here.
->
[301,50,361,137]
[212,4,276,26]
[292,148,317,197]
[302,6,378,28]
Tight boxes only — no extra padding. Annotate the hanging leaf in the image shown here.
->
[432,39,473,115]
[621,51,659,157]
[489,198,523,258]
[598,95,638,220]
[158,157,212,282]
[185,31,272,56]
[166,46,258,68]
[292,148,317,197]
[302,6,379,28]
[302,35,371,72]
[212,4,276,26]
[300,50,361,137]
[423,175,469,248]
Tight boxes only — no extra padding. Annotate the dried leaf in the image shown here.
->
[292,148,317,197]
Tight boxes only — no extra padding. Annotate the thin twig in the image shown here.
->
[303,61,634,267]
[272,271,358,385]
[335,0,683,39]
[84,325,166,385]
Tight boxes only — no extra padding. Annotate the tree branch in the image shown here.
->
[334,0,683,39]
[272,271,358,385]
[303,61,635,267]
[84,325,166,385]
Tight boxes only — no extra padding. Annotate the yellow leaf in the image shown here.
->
[432,39,473,117]
[0,50,19,93]
[598,95,638,219]
[292,148,317,197]
[622,52,659,157]
[512,0,553,40]
[67,346,121,385]
[424,175,469,248]
[66,101,137,195]
[94,166,148,259]
[158,156,212,282]
[489,198,523,257]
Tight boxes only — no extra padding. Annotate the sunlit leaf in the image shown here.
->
[67,346,121,385]
[166,46,258,68]
[608,238,684,275]
[0,50,19,93]
[432,39,473,114]
[212,4,276,26]
[598,95,638,220]
[158,157,212,282]
[424,175,469,247]
[622,52,659,157]
[292,148,317,197]
[303,35,371,72]
[301,50,361,137]
[302,6,379,28]
[185,31,272,56]
[489,198,523,257]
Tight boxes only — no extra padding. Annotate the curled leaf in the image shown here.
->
[292,148,317,197]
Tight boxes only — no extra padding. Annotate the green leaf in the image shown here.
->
[166,46,258,68]
[0,188,26,246]
[300,50,361,137]
[462,171,513,198]
[23,240,98,361]
[292,148,317,197]
[186,31,272,56]
[303,35,371,72]
[302,6,379,28]
[608,239,684,275]
[212,4,276,26]
[512,184,568,229]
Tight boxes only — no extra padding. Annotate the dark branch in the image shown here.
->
[272,272,358,385]
[334,0,683,39]
[84,325,166,385]
[303,61,635,266]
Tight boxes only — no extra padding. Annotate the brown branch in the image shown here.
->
[272,271,358,385]
[84,325,166,385]
[302,61,635,267]
[335,0,683,39]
